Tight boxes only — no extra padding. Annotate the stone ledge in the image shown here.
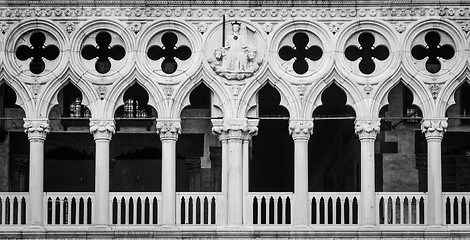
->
[0,225,469,239]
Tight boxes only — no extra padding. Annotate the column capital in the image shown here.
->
[156,119,181,141]
[354,118,380,140]
[23,118,50,141]
[289,119,313,140]
[211,118,259,141]
[421,118,447,141]
[90,119,115,140]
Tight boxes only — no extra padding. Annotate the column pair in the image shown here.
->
[212,118,258,225]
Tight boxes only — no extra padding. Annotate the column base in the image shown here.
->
[290,224,311,230]
[90,224,112,231]
[357,225,380,231]
[425,225,448,231]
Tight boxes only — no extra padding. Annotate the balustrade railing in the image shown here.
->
[309,192,359,225]
[176,192,222,225]
[246,192,292,225]
[0,193,27,225]
[376,192,425,225]
[444,193,470,225]
[110,192,161,225]
[44,192,93,225]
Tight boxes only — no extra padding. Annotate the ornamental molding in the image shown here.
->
[420,118,448,138]
[0,5,468,20]
[156,119,181,140]
[23,118,50,140]
[354,118,380,140]
[89,119,115,140]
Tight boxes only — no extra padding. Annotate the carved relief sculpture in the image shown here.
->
[208,21,262,80]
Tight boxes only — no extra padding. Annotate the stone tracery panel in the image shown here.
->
[70,19,135,85]
[5,19,68,84]
[402,19,466,84]
[335,20,399,86]
[268,20,333,83]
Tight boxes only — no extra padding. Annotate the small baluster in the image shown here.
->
[133,198,137,224]
[256,197,261,224]
[340,198,345,225]
[274,198,279,224]
[399,197,404,224]
[184,197,189,224]
[192,197,197,224]
[407,197,412,224]
[332,197,337,225]
[75,199,79,224]
[349,198,353,224]
[384,197,389,225]
[450,197,455,224]
[149,198,154,224]
[117,199,122,225]
[323,198,328,224]
[416,198,421,224]
[68,198,73,225]
[208,198,213,224]
[316,198,320,224]
[392,197,397,224]
[266,197,270,224]
[84,198,88,224]
[17,198,22,225]
[458,197,462,224]
[125,198,130,225]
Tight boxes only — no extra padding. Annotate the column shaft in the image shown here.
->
[161,139,176,224]
[360,138,375,225]
[94,139,110,225]
[29,139,44,225]
[293,138,309,225]
[227,136,243,225]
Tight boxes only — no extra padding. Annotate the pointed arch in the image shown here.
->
[304,72,363,119]
[0,76,33,117]
[436,71,470,118]
[38,73,97,119]
[238,71,299,119]
[373,72,433,118]
[105,71,166,119]
[170,72,231,119]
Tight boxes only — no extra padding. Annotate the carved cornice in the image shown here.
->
[23,118,49,141]
[0,5,467,20]
[89,119,115,141]
[421,118,448,140]
[289,119,313,140]
[156,119,181,141]
[354,118,380,140]
[211,118,259,141]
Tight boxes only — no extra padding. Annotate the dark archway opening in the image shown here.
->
[309,83,359,192]
[250,84,293,192]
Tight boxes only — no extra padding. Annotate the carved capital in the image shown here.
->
[211,118,258,141]
[354,118,380,140]
[90,119,115,140]
[421,118,447,141]
[289,119,313,140]
[23,118,50,141]
[156,119,181,141]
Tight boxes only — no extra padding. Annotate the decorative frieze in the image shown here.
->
[354,118,380,140]
[90,119,115,140]
[289,119,313,140]
[23,118,50,141]
[156,119,181,141]
[421,118,448,140]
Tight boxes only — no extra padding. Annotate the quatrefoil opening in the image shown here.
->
[345,32,390,75]
[411,31,455,74]
[278,32,323,75]
[15,32,60,74]
[147,32,192,74]
[81,31,126,74]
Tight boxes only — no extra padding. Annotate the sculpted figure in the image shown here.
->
[222,21,248,71]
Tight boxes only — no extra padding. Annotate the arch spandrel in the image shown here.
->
[436,74,470,118]
[135,19,202,85]
[4,19,69,85]
[335,19,400,86]
[402,18,467,84]
[70,19,135,85]
[267,19,334,84]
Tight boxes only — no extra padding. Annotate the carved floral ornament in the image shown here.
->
[354,119,381,139]
[421,119,448,134]
[89,119,116,140]
[23,119,50,140]
[288,120,314,138]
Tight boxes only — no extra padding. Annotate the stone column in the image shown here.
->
[289,119,313,226]
[421,119,447,226]
[90,119,115,226]
[212,119,228,224]
[355,118,380,226]
[212,119,257,225]
[156,119,181,225]
[23,118,49,226]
